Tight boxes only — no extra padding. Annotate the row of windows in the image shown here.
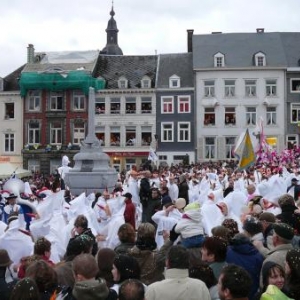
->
[203,79,278,98]
[204,107,277,126]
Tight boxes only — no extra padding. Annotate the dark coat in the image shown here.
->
[226,241,264,300]
[178,180,189,205]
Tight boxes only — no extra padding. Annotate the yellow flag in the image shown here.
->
[235,129,255,170]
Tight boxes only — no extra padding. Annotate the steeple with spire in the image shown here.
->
[101,2,123,55]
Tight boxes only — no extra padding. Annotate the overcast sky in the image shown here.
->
[1,0,300,77]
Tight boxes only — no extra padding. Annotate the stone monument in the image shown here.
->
[64,87,118,195]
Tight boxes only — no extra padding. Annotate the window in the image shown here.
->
[28,122,41,144]
[5,103,14,119]
[161,97,174,113]
[178,96,191,113]
[225,107,236,125]
[224,80,235,97]
[204,108,215,125]
[141,76,151,88]
[204,80,215,97]
[126,126,136,146]
[214,52,225,67]
[28,90,41,111]
[96,126,105,146]
[73,90,85,111]
[255,52,266,66]
[73,123,85,145]
[291,104,300,123]
[141,97,152,113]
[245,80,257,97]
[205,137,215,159]
[266,79,277,96]
[287,135,298,149]
[161,122,174,142]
[110,98,120,114]
[125,97,136,114]
[290,79,300,92]
[28,159,40,173]
[225,137,236,159]
[4,133,14,152]
[110,126,120,146]
[178,122,190,142]
[95,97,105,114]
[266,107,277,125]
[126,159,136,171]
[246,107,257,125]
[141,126,152,146]
[169,75,180,88]
[50,92,63,110]
[118,77,128,89]
[50,122,62,144]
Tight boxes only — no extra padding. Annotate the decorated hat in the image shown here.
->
[0,249,13,267]
[273,223,294,240]
[243,216,263,235]
[5,193,18,201]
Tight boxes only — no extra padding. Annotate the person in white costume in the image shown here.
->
[126,170,140,206]
[167,174,179,202]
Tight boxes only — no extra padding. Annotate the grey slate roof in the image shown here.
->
[279,33,300,67]
[93,55,157,89]
[156,53,194,88]
[4,64,25,91]
[192,32,287,69]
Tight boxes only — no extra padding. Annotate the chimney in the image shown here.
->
[256,28,264,33]
[187,29,194,53]
[27,44,35,63]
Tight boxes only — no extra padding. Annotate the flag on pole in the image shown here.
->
[234,129,256,170]
[148,147,158,162]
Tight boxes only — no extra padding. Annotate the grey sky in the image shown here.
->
[1,0,300,77]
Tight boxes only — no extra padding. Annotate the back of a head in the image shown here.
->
[202,236,228,262]
[113,255,141,283]
[219,264,252,298]
[73,253,99,280]
[34,237,51,255]
[10,277,40,300]
[118,223,136,244]
[167,245,189,269]
[119,279,145,300]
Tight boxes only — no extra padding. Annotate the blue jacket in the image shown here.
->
[226,241,264,300]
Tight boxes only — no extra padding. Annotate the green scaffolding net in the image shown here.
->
[19,70,105,97]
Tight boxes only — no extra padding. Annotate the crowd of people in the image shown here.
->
[0,159,300,299]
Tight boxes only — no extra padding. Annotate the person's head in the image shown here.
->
[5,193,17,205]
[73,253,98,281]
[119,279,145,300]
[272,223,294,246]
[10,277,40,300]
[96,248,116,288]
[0,249,13,269]
[34,237,51,258]
[65,234,93,260]
[135,223,157,251]
[218,264,252,300]
[166,245,189,269]
[261,262,285,291]
[54,262,75,290]
[285,248,300,280]
[189,263,217,289]
[112,255,141,283]
[242,216,263,237]
[221,218,239,240]
[211,225,230,242]
[291,178,299,186]
[201,237,228,263]
[259,212,276,231]
[118,223,136,244]
[246,184,256,195]
[74,214,88,234]
[25,260,58,294]
[278,194,297,209]
[150,188,160,200]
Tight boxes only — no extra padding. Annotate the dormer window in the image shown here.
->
[118,76,128,89]
[214,52,225,67]
[254,52,266,66]
[141,76,151,88]
[169,74,180,88]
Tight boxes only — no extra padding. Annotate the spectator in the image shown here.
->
[114,223,136,255]
[285,248,300,300]
[218,264,252,300]
[96,248,116,289]
[146,245,210,300]
[122,193,136,230]
[10,277,40,300]
[111,254,141,295]
[118,279,145,300]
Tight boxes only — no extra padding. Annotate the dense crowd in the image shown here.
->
[0,159,300,300]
